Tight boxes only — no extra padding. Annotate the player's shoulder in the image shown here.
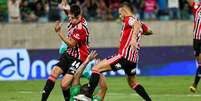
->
[192,2,200,10]
[76,18,88,31]
[124,16,138,26]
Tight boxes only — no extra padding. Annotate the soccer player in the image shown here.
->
[188,0,201,93]
[76,2,152,101]
[41,4,90,101]
[70,51,107,101]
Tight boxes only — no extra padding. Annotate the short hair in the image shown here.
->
[80,83,88,94]
[120,2,134,13]
[70,4,81,17]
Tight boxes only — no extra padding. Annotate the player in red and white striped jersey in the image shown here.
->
[188,0,201,93]
[66,16,89,62]
[41,4,90,101]
[75,2,152,101]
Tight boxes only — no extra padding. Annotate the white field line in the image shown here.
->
[18,91,36,94]
[17,91,201,97]
[107,93,201,97]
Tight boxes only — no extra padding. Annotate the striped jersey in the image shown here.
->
[66,17,90,62]
[118,16,143,63]
[192,2,201,40]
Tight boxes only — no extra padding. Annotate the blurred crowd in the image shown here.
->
[0,0,197,23]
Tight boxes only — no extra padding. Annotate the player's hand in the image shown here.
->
[55,21,62,33]
[143,30,153,35]
[61,0,67,6]
[87,50,98,62]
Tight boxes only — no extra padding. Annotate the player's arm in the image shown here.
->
[60,0,70,15]
[95,74,108,101]
[129,18,141,49]
[142,22,153,35]
[72,51,97,85]
[55,21,77,47]
[61,0,67,5]
[187,0,194,7]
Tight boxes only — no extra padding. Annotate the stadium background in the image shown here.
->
[0,0,201,101]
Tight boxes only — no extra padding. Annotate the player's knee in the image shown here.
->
[131,83,140,90]
[102,84,108,91]
[129,81,138,88]
[48,75,57,82]
[61,82,70,90]
[92,67,101,74]
[51,66,63,76]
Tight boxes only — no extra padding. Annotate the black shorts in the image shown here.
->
[56,52,82,75]
[193,39,201,57]
[107,55,137,76]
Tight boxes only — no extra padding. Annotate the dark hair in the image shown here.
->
[120,2,134,12]
[80,83,89,94]
[70,4,81,17]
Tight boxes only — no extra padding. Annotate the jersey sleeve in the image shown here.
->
[142,22,149,33]
[128,17,137,27]
[192,2,199,14]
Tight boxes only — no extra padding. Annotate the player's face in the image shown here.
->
[119,8,125,20]
[68,13,80,25]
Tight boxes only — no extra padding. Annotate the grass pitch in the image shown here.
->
[0,76,200,101]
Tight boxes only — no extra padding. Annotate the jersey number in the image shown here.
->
[71,61,81,69]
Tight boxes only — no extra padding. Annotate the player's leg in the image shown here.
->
[86,58,112,98]
[190,54,201,93]
[61,59,82,101]
[61,74,74,101]
[123,61,151,101]
[95,74,108,101]
[41,66,63,101]
[190,39,201,93]
[76,55,121,100]
[126,76,151,101]
[195,54,201,86]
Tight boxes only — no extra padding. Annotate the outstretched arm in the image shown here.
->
[72,51,97,85]
[55,21,77,47]
[129,19,141,49]
[142,22,153,35]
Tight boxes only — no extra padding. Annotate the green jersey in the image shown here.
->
[59,41,68,54]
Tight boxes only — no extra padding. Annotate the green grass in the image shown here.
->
[0,76,200,101]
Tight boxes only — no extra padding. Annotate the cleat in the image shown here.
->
[74,94,91,101]
[189,86,197,93]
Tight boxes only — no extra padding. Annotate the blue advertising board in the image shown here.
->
[0,46,197,80]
